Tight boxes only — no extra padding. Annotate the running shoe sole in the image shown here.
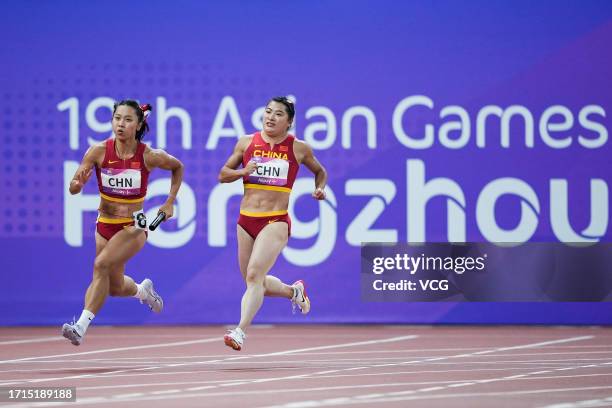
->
[62,323,82,346]
[224,334,242,351]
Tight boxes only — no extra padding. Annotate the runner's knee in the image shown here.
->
[93,257,114,277]
[245,265,265,286]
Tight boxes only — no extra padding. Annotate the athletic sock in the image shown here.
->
[76,309,95,335]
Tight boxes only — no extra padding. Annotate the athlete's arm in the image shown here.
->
[144,148,184,219]
[218,136,256,183]
[299,141,327,200]
[69,144,104,195]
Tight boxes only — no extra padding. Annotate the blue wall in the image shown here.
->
[1,1,611,325]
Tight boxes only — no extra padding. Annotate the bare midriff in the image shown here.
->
[98,198,144,219]
[240,188,290,213]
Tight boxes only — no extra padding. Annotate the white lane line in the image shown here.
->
[150,389,181,395]
[417,387,444,392]
[483,351,612,357]
[506,374,529,379]
[253,336,419,357]
[6,355,612,373]
[0,337,63,346]
[540,396,612,408]
[354,393,387,399]
[476,337,595,354]
[184,386,215,391]
[5,346,609,363]
[448,383,475,388]
[0,338,220,364]
[113,393,145,399]
[529,373,612,381]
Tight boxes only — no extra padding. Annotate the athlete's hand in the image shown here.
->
[72,167,92,190]
[312,187,326,200]
[242,161,258,176]
[159,202,174,220]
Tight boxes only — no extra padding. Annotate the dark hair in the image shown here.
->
[268,96,295,122]
[112,99,152,141]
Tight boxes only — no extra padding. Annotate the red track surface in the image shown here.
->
[0,326,611,407]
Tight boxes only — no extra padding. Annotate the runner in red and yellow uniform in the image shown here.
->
[219,96,327,351]
[62,100,183,346]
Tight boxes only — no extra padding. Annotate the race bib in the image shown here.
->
[248,157,289,186]
[132,209,147,230]
[100,168,142,196]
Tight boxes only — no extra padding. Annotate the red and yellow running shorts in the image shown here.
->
[96,216,139,241]
[237,210,291,239]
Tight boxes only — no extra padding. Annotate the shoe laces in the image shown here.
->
[68,318,83,337]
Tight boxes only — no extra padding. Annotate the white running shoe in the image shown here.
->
[140,278,163,313]
[224,327,246,351]
[62,322,84,346]
[291,280,310,315]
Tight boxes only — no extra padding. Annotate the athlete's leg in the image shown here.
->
[263,275,294,298]
[106,235,162,312]
[237,222,288,331]
[77,232,109,318]
[108,264,140,297]
[237,224,293,298]
[84,227,146,314]
[263,218,294,299]
[237,224,255,280]
[64,227,146,345]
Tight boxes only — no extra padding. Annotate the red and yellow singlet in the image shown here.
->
[242,132,299,193]
[95,138,149,203]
